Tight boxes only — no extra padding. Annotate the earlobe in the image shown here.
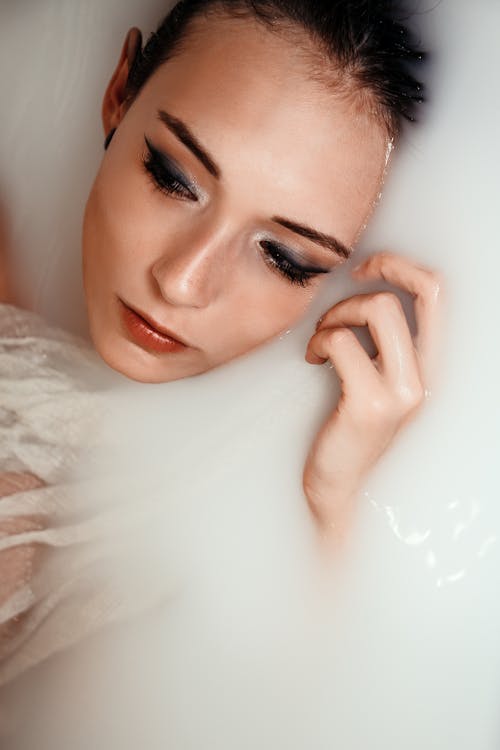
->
[101,27,142,136]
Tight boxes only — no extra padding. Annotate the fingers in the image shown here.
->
[306,326,380,391]
[313,291,421,389]
[351,251,444,376]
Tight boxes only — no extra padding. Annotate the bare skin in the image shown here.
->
[82,17,389,384]
[0,15,444,550]
[304,251,443,546]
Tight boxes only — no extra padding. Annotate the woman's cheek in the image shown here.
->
[91,167,155,269]
[221,279,317,356]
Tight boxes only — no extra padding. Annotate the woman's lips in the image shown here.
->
[119,299,191,354]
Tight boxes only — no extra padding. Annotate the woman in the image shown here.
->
[0,0,442,685]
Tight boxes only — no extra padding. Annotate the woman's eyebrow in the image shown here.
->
[271,216,352,259]
[156,108,352,260]
[157,109,220,178]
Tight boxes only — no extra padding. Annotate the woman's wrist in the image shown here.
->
[303,468,362,536]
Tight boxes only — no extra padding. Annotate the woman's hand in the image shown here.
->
[302,251,444,543]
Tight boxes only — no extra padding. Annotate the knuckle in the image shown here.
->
[395,382,425,411]
[325,327,353,347]
[426,269,445,297]
[370,291,403,315]
[376,250,395,264]
[415,265,445,297]
[368,250,393,266]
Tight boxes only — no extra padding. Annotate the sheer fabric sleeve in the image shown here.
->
[0,303,176,689]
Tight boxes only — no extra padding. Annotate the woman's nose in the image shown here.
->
[150,223,229,309]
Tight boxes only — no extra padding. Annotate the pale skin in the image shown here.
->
[0,10,444,593]
[304,252,443,548]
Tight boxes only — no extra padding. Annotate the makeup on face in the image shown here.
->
[82,14,388,384]
[142,136,201,201]
[118,297,193,354]
[140,129,345,288]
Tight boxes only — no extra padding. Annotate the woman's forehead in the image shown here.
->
[141,11,386,142]
[134,13,389,244]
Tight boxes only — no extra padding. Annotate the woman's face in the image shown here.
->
[82,13,388,383]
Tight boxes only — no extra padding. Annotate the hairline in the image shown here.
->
[125,3,400,139]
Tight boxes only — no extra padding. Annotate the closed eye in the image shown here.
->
[141,135,332,289]
[141,136,198,201]
[260,240,330,287]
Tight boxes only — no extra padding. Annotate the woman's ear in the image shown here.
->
[101,27,143,136]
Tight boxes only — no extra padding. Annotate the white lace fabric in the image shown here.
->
[0,303,173,689]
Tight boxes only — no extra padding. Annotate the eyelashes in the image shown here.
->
[142,136,196,200]
[140,136,330,288]
[259,240,329,287]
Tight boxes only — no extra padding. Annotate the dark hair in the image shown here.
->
[124,0,426,139]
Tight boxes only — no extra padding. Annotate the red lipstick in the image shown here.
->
[119,299,191,354]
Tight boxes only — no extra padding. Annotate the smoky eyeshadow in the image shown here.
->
[144,135,197,194]
[264,240,331,274]
[144,135,332,275]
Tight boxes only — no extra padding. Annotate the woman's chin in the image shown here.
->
[91,334,208,384]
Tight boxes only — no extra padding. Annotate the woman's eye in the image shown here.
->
[141,137,197,201]
[260,240,330,287]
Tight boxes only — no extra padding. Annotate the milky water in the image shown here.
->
[0,1,499,748]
